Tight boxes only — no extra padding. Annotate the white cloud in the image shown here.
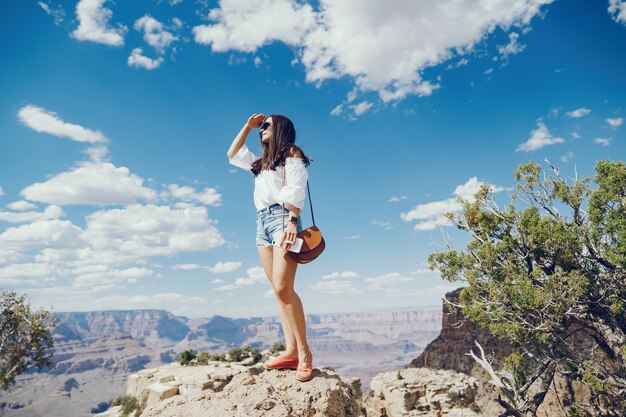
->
[193,0,316,52]
[0,186,3,198]
[166,184,222,206]
[84,204,224,256]
[453,176,506,200]
[227,55,248,65]
[0,248,22,266]
[549,107,560,118]
[0,205,63,223]
[211,265,266,292]
[71,0,127,46]
[364,272,413,290]
[382,284,458,299]
[350,101,373,116]
[594,137,612,146]
[172,263,201,270]
[73,267,154,288]
[254,56,262,67]
[560,151,574,163]
[411,216,453,231]
[166,184,195,200]
[134,15,179,53]
[321,271,358,280]
[212,278,224,284]
[410,268,440,275]
[85,145,110,162]
[497,32,525,59]
[128,48,164,70]
[8,203,224,288]
[344,234,360,240]
[246,266,266,282]
[516,120,564,152]
[38,1,65,25]
[370,220,393,230]
[172,18,183,29]
[606,117,624,128]
[401,177,506,231]
[0,263,59,286]
[445,58,469,70]
[7,286,212,314]
[565,107,591,118]
[207,261,242,273]
[608,0,626,24]
[330,104,343,117]
[17,104,108,143]
[311,279,359,294]
[0,201,225,289]
[234,277,255,286]
[196,188,222,205]
[20,162,157,205]
[401,197,459,224]
[193,0,553,108]
[214,284,239,291]
[389,196,407,203]
[6,201,37,211]
[126,292,206,305]
[0,220,85,251]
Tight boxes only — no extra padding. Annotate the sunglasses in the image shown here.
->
[260,121,273,131]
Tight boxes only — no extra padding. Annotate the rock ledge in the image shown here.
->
[141,366,361,417]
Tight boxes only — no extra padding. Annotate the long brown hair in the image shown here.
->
[251,114,311,176]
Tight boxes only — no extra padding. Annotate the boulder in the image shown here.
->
[146,382,180,408]
[126,361,252,409]
[364,367,481,417]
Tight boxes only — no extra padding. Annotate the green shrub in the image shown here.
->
[227,346,262,363]
[179,349,197,366]
[269,342,286,354]
[197,351,210,365]
[114,395,138,416]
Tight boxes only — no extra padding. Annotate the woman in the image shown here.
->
[226,113,314,382]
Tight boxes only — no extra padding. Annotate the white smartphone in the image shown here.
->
[272,231,303,253]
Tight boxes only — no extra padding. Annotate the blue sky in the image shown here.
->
[1,0,624,318]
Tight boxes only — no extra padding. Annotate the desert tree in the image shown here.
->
[0,289,56,391]
[428,159,625,417]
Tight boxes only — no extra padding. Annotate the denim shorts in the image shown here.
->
[256,203,303,246]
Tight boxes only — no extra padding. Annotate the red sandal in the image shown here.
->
[295,362,313,382]
[263,356,299,370]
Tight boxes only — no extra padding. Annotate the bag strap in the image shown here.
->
[282,161,315,232]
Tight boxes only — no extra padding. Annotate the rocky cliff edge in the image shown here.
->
[140,365,361,417]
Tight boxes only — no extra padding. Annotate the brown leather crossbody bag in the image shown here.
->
[281,162,325,264]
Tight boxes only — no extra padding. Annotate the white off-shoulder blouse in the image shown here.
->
[229,144,309,211]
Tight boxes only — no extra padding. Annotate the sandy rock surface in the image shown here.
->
[126,361,255,409]
[141,366,361,417]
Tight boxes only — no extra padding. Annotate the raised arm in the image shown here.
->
[226,113,265,159]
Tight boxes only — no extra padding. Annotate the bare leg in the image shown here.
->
[271,247,312,365]
[257,245,297,357]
